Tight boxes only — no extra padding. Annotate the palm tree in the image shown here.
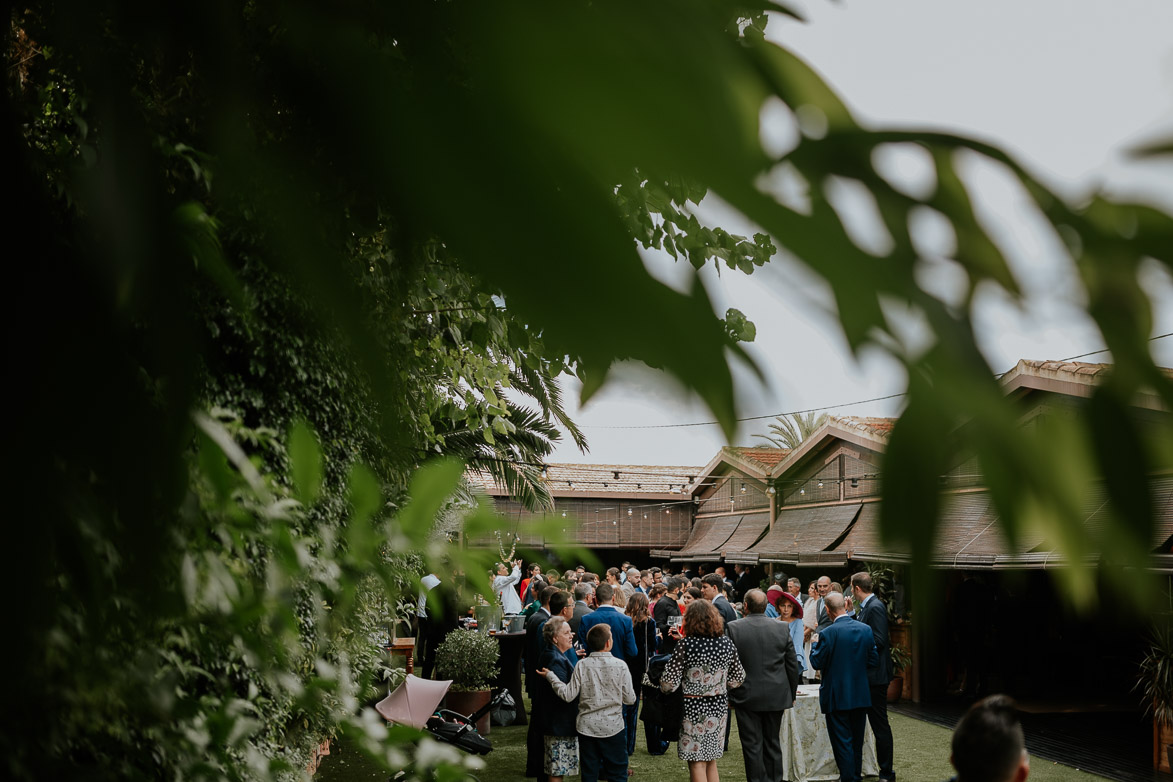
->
[433,359,585,512]
[754,411,828,450]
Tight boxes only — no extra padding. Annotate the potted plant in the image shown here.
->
[887,643,912,703]
[1137,625,1173,773]
[435,628,500,735]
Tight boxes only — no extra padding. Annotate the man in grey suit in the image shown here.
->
[814,575,834,631]
[727,589,802,782]
[570,582,594,642]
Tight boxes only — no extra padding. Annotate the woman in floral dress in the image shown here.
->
[660,599,745,782]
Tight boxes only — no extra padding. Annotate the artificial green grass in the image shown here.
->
[318,698,1111,782]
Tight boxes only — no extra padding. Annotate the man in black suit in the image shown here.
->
[727,589,802,782]
[731,564,755,602]
[652,576,685,654]
[701,573,738,627]
[524,585,558,781]
[851,572,895,782]
[569,582,594,642]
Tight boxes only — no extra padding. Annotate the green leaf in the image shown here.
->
[724,307,756,342]
[396,459,464,547]
[288,420,322,504]
[347,462,382,524]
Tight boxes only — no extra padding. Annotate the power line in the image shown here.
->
[582,333,1173,431]
[583,393,906,430]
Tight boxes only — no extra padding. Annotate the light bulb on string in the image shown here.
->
[800,487,805,496]
[627,508,633,516]
[817,480,823,489]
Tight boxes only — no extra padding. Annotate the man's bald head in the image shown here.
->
[744,589,768,614]
[824,591,846,617]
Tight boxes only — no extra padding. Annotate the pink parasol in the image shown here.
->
[375,674,453,729]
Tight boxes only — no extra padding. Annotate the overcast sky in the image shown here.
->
[546,0,1173,467]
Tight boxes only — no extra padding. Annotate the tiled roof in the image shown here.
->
[727,446,790,469]
[1004,358,1173,384]
[468,462,702,496]
[834,416,896,439]
[1011,359,1112,381]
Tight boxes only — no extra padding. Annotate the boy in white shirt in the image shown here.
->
[541,624,636,782]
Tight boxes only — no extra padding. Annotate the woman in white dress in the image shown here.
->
[493,559,523,615]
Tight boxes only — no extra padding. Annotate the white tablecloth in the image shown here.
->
[780,685,877,782]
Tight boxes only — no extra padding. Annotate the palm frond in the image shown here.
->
[754,411,828,450]
[511,362,589,452]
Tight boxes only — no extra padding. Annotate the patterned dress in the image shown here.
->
[660,635,745,761]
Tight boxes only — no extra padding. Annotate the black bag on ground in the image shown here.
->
[639,652,682,742]
[489,688,517,726]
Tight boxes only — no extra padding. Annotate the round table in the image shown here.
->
[780,685,878,782]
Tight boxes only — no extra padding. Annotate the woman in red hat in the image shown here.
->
[775,588,807,674]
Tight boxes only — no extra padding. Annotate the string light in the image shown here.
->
[817,480,824,489]
[740,482,747,493]
[627,508,633,516]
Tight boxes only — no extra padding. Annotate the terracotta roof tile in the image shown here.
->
[727,446,789,469]
[1011,358,1173,382]
[834,416,897,439]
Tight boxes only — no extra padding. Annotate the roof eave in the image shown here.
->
[768,421,888,480]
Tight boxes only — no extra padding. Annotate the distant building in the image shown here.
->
[466,463,700,561]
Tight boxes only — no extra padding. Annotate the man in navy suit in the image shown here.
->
[851,571,895,782]
[701,573,738,627]
[577,582,638,663]
[810,591,878,782]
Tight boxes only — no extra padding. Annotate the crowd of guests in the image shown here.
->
[485,560,1028,782]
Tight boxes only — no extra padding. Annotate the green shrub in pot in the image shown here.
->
[435,629,500,692]
[1137,624,1173,770]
